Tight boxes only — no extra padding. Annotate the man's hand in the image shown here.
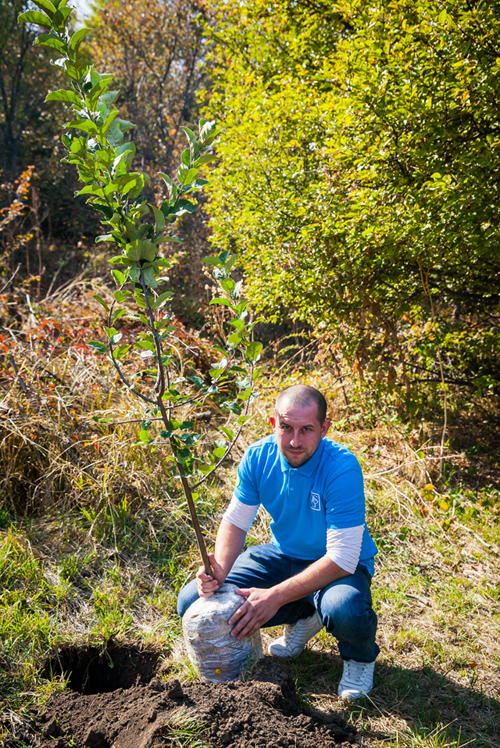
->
[195,553,226,598]
[228,587,281,639]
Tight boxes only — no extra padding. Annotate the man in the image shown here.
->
[177,384,379,700]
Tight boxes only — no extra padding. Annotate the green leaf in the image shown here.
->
[112,308,126,322]
[88,340,108,353]
[158,172,178,202]
[189,375,206,388]
[200,119,217,142]
[18,10,52,28]
[186,178,209,192]
[221,278,236,294]
[245,342,263,362]
[182,126,197,147]
[223,401,242,415]
[102,109,119,134]
[92,202,113,219]
[152,205,165,232]
[114,344,130,360]
[239,386,253,401]
[156,235,182,245]
[133,290,149,309]
[225,254,239,272]
[35,34,67,53]
[152,291,173,310]
[86,79,112,110]
[203,255,224,268]
[46,89,82,106]
[139,428,150,444]
[32,0,56,18]
[66,118,99,136]
[135,339,155,351]
[141,240,157,262]
[92,294,109,312]
[125,242,141,262]
[52,6,72,30]
[112,269,126,285]
[69,27,90,52]
[109,255,126,265]
[77,185,104,198]
[102,91,120,108]
[175,447,192,463]
[174,199,196,216]
[210,297,234,308]
[197,463,214,475]
[178,167,199,186]
[193,153,216,167]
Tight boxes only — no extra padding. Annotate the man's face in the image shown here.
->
[270,400,331,468]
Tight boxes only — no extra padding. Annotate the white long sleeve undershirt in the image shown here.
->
[222,494,364,574]
[222,493,259,532]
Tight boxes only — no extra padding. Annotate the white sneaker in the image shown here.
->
[268,611,323,658]
[338,659,375,701]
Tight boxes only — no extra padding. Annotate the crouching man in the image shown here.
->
[177,384,379,700]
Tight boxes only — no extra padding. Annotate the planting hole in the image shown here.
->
[42,645,161,695]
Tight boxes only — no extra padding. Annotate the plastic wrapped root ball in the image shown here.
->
[182,583,263,683]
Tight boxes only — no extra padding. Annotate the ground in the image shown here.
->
[6,654,357,748]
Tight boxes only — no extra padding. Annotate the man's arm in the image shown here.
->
[195,519,247,597]
[228,555,350,639]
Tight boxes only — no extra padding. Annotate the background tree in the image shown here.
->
[87,0,213,325]
[0,0,98,288]
[1,0,48,174]
[205,0,500,423]
[88,0,208,175]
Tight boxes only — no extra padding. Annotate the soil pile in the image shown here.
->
[9,652,358,748]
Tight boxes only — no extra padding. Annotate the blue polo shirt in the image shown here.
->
[234,434,377,575]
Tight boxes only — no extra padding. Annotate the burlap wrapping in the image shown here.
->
[182,583,263,682]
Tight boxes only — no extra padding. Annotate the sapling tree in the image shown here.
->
[18,0,262,573]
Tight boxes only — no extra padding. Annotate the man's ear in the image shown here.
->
[270,415,276,429]
[321,419,331,438]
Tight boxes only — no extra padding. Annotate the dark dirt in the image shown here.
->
[8,647,359,748]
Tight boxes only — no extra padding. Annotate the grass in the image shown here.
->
[158,707,211,748]
[1,290,499,747]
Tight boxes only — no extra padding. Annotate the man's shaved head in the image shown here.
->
[275,385,327,424]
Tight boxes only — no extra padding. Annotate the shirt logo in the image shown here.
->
[309,492,321,511]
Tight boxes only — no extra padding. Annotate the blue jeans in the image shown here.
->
[177,543,379,663]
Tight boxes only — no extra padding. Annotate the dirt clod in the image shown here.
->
[25,653,357,748]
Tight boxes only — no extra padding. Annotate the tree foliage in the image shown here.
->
[206,0,500,413]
